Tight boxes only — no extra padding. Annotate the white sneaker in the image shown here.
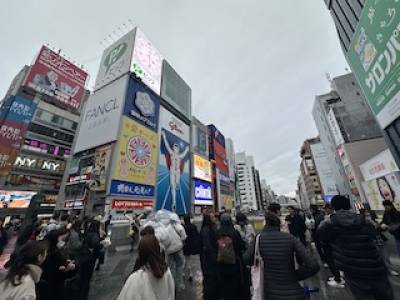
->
[328,277,345,284]
[323,263,328,268]
[327,280,345,288]
[390,270,399,276]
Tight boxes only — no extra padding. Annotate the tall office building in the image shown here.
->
[0,46,88,218]
[235,152,257,210]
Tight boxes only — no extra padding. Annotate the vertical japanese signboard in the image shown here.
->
[346,0,400,128]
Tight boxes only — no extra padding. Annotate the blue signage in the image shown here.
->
[208,124,225,147]
[0,96,37,124]
[123,77,160,132]
[194,180,213,205]
[324,195,335,203]
[110,180,155,197]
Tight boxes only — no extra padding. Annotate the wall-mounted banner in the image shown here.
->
[112,199,153,210]
[193,154,212,182]
[90,144,112,191]
[110,179,155,197]
[0,120,27,149]
[14,154,66,173]
[132,28,163,95]
[156,107,190,215]
[95,30,136,90]
[194,180,213,205]
[5,96,37,125]
[360,149,399,182]
[113,116,158,186]
[25,46,88,110]
[346,0,400,128]
[74,75,128,153]
[123,77,160,132]
[0,146,17,176]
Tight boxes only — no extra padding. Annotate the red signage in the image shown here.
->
[25,46,88,110]
[112,199,153,210]
[0,120,27,149]
[0,145,17,176]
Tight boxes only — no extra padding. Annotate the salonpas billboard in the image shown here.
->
[346,0,400,129]
[74,75,128,153]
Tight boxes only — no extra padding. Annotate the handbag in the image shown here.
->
[251,234,264,300]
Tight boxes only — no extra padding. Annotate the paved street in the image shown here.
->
[89,238,400,300]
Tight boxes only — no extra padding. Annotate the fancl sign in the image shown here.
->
[84,98,119,122]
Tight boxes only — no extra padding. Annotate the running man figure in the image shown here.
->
[162,130,189,212]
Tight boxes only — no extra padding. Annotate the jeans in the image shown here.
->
[168,250,185,290]
[347,277,394,300]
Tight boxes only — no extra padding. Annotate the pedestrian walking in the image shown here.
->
[318,195,394,300]
[309,205,326,264]
[38,228,77,300]
[244,212,319,300]
[267,203,281,217]
[0,217,8,255]
[183,215,200,282]
[164,215,187,292]
[286,206,307,246]
[128,216,140,253]
[200,210,219,300]
[0,240,48,300]
[381,200,400,257]
[217,213,247,300]
[117,235,175,300]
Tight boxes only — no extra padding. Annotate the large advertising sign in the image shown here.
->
[132,28,163,95]
[112,198,153,210]
[90,144,112,191]
[74,75,128,153]
[360,149,399,181]
[194,180,213,205]
[95,30,136,90]
[156,107,190,214]
[25,46,88,110]
[208,125,226,148]
[0,146,17,176]
[123,77,160,132]
[5,96,37,125]
[161,60,192,119]
[0,190,37,209]
[327,109,345,146]
[193,154,212,182]
[14,154,66,173]
[0,120,27,149]
[346,0,400,128]
[113,116,158,186]
[110,180,155,197]
[362,172,400,210]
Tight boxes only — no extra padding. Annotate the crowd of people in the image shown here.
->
[1,194,400,300]
[0,213,110,300]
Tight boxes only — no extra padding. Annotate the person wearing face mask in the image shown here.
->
[0,240,48,300]
[38,228,77,300]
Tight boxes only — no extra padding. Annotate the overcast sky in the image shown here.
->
[0,0,349,196]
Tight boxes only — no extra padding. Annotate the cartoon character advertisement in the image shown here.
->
[113,116,159,187]
[156,107,190,214]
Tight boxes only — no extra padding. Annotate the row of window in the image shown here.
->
[28,122,74,144]
[35,108,78,132]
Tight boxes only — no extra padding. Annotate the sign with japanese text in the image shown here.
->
[25,46,88,110]
[193,154,212,182]
[123,77,160,132]
[112,199,153,210]
[0,120,26,149]
[360,149,399,181]
[362,172,400,210]
[113,116,158,186]
[110,180,155,197]
[0,146,17,176]
[346,0,400,128]
[3,96,37,125]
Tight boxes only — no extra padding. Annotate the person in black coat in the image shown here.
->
[183,214,200,282]
[318,195,394,300]
[381,200,400,256]
[0,218,8,255]
[217,213,247,300]
[309,205,326,263]
[286,206,307,246]
[245,212,319,300]
[200,210,219,300]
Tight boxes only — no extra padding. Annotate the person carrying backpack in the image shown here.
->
[217,213,247,300]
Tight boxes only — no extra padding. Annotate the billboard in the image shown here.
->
[14,154,66,173]
[194,180,213,205]
[362,172,400,211]
[132,28,163,95]
[112,116,159,186]
[193,154,212,182]
[327,109,345,146]
[208,124,225,147]
[74,75,128,153]
[346,0,400,128]
[110,180,155,197]
[95,30,136,90]
[0,146,17,176]
[25,46,88,110]
[90,144,112,191]
[156,107,190,214]
[161,60,192,119]
[0,190,37,209]
[360,149,399,182]
[5,96,37,125]
[0,120,27,149]
[123,77,160,132]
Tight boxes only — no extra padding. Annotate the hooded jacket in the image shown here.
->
[317,210,386,279]
[0,264,42,300]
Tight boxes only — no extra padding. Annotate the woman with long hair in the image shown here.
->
[200,209,219,300]
[0,240,48,300]
[382,200,400,256]
[183,214,200,282]
[117,235,174,300]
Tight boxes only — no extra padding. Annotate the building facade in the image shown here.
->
[235,152,257,210]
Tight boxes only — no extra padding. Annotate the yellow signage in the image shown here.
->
[113,117,159,186]
[194,154,212,182]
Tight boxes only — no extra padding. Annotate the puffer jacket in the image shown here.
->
[244,227,319,300]
[317,209,386,279]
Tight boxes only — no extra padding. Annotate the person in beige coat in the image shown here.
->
[0,240,48,300]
